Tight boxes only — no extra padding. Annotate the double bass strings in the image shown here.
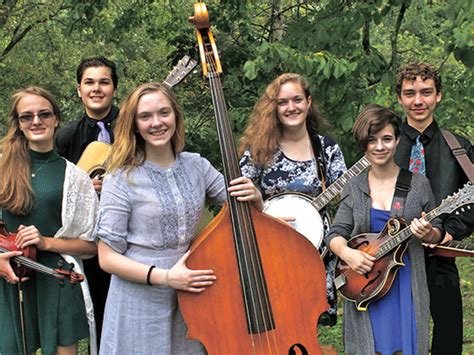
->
[204,49,279,353]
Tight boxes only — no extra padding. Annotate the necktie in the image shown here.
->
[409,135,425,175]
[96,121,111,144]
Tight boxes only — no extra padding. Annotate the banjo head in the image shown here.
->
[263,193,324,251]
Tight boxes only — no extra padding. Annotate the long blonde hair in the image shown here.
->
[0,87,62,215]
[107,82,185,172]
[238,73,328,167]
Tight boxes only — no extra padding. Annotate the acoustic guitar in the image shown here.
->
[334,182,473,311]
[76,55,198,177]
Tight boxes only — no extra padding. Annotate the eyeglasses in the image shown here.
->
[18,111,55,124]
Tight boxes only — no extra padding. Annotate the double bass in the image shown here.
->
[177,3,332,354]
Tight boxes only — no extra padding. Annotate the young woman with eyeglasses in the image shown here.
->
[0,86,99,355]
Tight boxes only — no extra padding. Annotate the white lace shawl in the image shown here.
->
[54,160,99,355]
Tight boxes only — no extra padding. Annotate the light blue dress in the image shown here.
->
[95,152,226,355]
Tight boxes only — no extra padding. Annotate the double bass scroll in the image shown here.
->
[177,3,333,354]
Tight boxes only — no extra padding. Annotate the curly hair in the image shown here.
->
[238,73,328,167]
[0,86,61,215]
[396,62,442,96]
[107,82,185,173]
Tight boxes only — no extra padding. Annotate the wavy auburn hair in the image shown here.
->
[0,86,61,215]
[238,73,328,167]
[107,82,185,173]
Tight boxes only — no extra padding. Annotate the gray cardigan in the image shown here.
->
[326,170,443,355]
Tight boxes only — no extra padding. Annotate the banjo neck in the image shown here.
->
[312,156,371,211]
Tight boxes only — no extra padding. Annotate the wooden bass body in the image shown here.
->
[178,204,328,354]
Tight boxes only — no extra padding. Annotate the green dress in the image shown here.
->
[0,150,89,355]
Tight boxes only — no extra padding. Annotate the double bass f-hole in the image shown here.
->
[178,3,331,354]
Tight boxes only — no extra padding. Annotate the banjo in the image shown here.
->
[263,156,371,254]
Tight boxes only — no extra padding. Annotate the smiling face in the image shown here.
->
[365,124,400,167]
[398,77,442,131]
[135,90,176,157]
[17,94,59,152]
[276,81,312,133]
[77,66,116,120]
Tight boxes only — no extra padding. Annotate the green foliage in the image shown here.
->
[0,0,472,166]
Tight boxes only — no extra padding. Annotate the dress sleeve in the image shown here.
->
[239,150,262,181]
[55,161,99,242]
[94,170,132,254]
[321,136,347,185]
[325,183,355,245]
[191,155,227,209]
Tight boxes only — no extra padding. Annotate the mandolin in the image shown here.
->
[334,182,473,311]
[76,55,198,178]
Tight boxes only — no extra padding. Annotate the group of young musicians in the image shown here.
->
[0,57,471,355]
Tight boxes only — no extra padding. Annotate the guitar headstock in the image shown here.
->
[437,182,473,215]
[163,55,198,89]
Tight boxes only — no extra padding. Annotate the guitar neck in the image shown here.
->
[312,156,371,211]
[0,247,63,279]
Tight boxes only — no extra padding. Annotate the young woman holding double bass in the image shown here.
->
[326,104,443,354]
[0,87,99,355]
[94,82,263,354]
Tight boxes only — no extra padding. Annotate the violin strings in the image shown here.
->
[205,46,278,353]
[0,247,58,277]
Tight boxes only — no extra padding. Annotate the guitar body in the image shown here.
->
[334,220,409,311]
[76,141,111,178]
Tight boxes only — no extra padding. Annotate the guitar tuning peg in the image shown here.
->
[461,208,465,212]
[455,211,460,215]
[68,262,75,271]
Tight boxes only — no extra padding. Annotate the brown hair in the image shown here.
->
[238,73,328,167]
[0,86,61,215]
[107,82,185,172]
[397,62,442,96]
[352,104,401,150]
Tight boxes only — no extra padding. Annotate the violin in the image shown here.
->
[0,220,84,285]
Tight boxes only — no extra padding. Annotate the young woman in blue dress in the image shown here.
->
[0,87,99,355]
[326,104,443,354]
[95,82,263,354]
